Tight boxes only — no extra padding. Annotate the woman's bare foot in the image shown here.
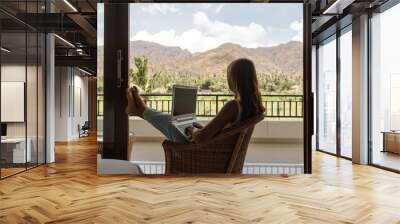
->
[130,86,147,117]
[126,87,142,117]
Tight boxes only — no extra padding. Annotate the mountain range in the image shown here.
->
[129,40,303,77]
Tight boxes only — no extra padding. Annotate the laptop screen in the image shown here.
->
[172,86,197,117]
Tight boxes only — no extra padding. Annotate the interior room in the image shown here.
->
[0,11,46,178]
[0,0,97,179]
[1,0,400,223]
[54,66,92,142]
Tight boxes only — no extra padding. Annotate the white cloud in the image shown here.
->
[200,3,224,13]
[200,3,212,10]
[215,3,225,13]
[140,3,179,15]
[192,12,269,48]
[132,12,273,53]
[132,29,221,53]
[290,20,303,42]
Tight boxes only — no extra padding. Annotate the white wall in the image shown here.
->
[97,117,303,143]
[1,65,26,138]
[1,63,47,164]
[55,67,69,141]
[1,65,32,138]
[55,67,89,141]
[72,71,89,139]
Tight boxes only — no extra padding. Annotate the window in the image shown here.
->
[0,2,46,179]
[317,36,337,155]
[370,3,400,171]
[316,25,353,159]
[339,28,352,158]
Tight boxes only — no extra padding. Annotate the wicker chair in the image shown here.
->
[162,114,264,175]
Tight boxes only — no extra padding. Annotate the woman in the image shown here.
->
[126,58,264,144]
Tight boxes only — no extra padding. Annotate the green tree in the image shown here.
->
[129,56,148,91]
[201,79,213,90]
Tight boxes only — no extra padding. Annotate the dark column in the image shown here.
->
[88,77,97,132]
[303,2,313,174]
[102,4,129,160]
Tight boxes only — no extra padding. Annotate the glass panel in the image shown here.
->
[0,1,46,179]
[38,32,46,165]
[312,46,317,151]
[340,28,352,158]
[26,0,40,170]
[27,31,38,169]
[1,31,28,177]
[318,36,337,154]
[371,4,400,171]
[97,3,104,154]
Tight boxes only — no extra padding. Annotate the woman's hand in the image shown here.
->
[185,124,202,137]
[185,126,195,137]
[192,122,203,129]
[185,122,203,137]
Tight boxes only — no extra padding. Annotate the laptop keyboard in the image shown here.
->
[176,123,193,136]
[177,123,193,130]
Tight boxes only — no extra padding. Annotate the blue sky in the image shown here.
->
[99,3,303,53]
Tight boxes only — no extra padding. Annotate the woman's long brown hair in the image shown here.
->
[227,58,265,120]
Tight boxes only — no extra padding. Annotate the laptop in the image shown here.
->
[171,85,198,139]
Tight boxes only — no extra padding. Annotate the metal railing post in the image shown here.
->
[215,95,219,115]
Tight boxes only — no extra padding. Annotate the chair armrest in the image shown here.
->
[162,140,217,151]
[162,140,234,174]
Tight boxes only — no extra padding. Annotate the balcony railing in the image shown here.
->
[97,93,303,118]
